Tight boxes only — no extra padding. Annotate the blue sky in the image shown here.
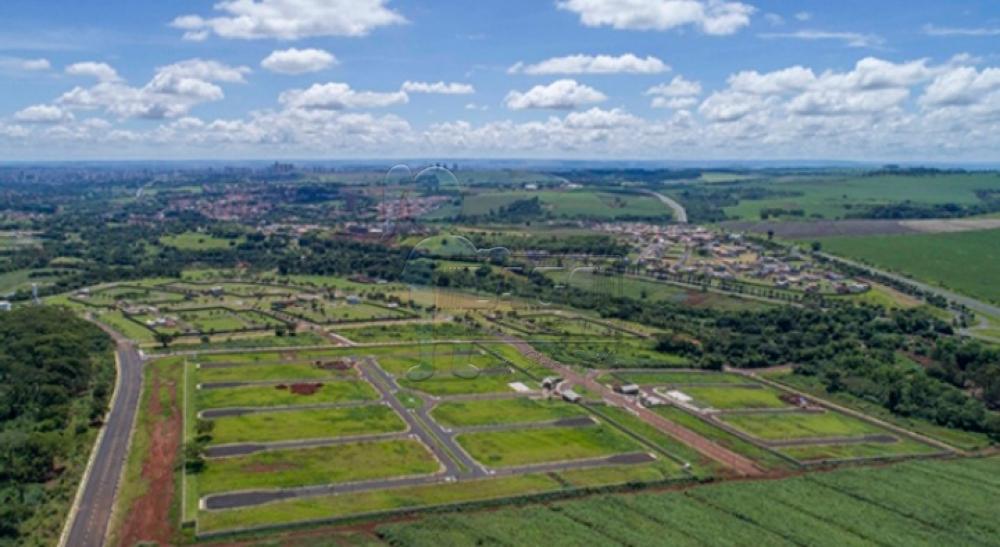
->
[1,0,1000,161]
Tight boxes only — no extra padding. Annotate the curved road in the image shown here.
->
[645,190,688,224]
[63,330,144,547]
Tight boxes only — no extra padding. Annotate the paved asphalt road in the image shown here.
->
[64,335,144,547]
[645,190,688,224]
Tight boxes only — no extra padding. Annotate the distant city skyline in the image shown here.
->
[2,0,1000,161]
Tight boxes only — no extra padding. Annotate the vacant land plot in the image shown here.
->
[197,362,350,383]
[818,228,1000,304]
[457,425,640,468]
[681,386,789,410]
[209,405,405,445]
[720,411,882,441]
[778,439,940,462]
[377,456,1000,546]
[196,381,378,410]
[607,370,747,386]
[284,301,409,324]
[431,398,585,428]
[199,440,439,495]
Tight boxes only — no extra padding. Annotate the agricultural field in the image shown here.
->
[453,189,671,220]
[717,173,1000,221]
[817,228,1000,304]
[378,456,1000,546]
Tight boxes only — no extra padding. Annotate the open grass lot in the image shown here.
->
[681,385,790,410]
[337,322,480,343]
[400,369,535,396]
[85,285,186,306]
[763,371,994,451]
[778,438,940,462]
[199,473,567,533]
[818,228,1000,304]
[430,398,585,428]
[720,411,883,441]
[94,310,157,343]
[208,405,406,445]
[550,270,772,312]
[378,456,1000,547]
[283,301,410,324]
[196,362,352,383]
[160,232,244,251]
[199,440,439,495]
[196,380,378,410]
[372,344,537,396]
[606,370,747,386]
[720,173,1000,221]
[456,190,671,220]
[456,425,640,468]
[654,407,792,470]
[533,338,689,368]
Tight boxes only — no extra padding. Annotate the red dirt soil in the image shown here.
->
[290,383,323,395]
[117,369,181,547]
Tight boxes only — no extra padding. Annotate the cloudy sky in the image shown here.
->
[2,0,1000,161]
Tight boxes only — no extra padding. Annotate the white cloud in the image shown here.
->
[14,104,73,123]
[172,0,406,40]
[66,62,121,82]
[509,53,669,75]
[557,0,755,35]
[758,30,885,48]
[262,48,337,74]
[647,76,702,109]
[920,66,1000,107]
[58,59,249,119]
[504,79,607,110]
[647,76,702,97]
[923,24,1000,37]
[0,57,51,73]
[279,82,409,109]
[564,107,641,128]
[401,81,475,94]
[794,11,811,21]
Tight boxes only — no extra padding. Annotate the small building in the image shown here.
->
[615,384,641,396]
[542,376,563,390]
[0,301,11,312]
[561,389,582,403]
[345,295,362,305]
[640,394,665,407]
[209,286,225,297]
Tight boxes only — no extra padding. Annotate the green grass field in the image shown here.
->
[720,411,883,441]
[654,407,791,470]
[378,456,1000,546]
[208,405,405,445]
[680,386,789,410]
[195,380,378,409]
[456,190,670,220]
[456,425,639,468]
[430,398,585,428]
[720,173,1000,220]
[778,438,940,462]
[606,371,748,386]
[196,362,351,383]
[818,228,1000,304]
[199,440,439,495]
[160,232,244,251]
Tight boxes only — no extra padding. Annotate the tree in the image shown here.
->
[155,332,174,348]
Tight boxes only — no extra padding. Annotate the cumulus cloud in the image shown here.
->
[647,76,702,108]
[758,30,885,48]
[508,53,669,75]
[279,82,409,110]
[557,0,755,35]
[58,59,250,119]
[920,66,1000,107]
[262,48,337,74]
[14,104,74,123]
[66,62,122,82]
[504,79,607,110]
[172,0,406,40]
[401,81,475,94]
